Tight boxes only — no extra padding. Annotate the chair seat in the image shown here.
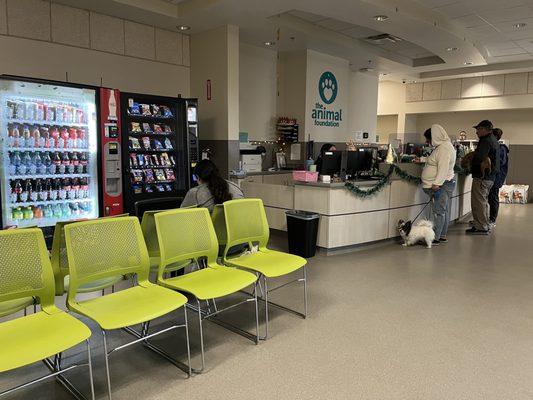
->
[0,297,34,318]
[225,249,306,278]
[64,274,123,294]
[68,284,188,330]
[160,265,257,300]
[0,310,91,372]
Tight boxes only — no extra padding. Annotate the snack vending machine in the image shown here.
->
[0,77,100,231]
[120,92,190,214]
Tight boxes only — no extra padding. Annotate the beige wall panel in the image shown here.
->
[51,3,89,48]
[155,28,179,64]
[125,20,155,60]
[528,72,533,94]
[264,207,288,231]
[241,182,294,209]
[182,34,190,66]
[406,83,423,102]
[461,77,482,98]
[329,184,390,214]
[422,81,441,101]
[7,0,50,40]
[176,32,184,65]
[294,186,330,215]
[482,75,504,97]
[0,0,7,35]
[90,12,124,54]
[389,180,430,208]
[325,211,389,248]
[441,79,461,99]
[504,73,528,95]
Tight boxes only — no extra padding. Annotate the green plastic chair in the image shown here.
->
[64,216,191,400]
[222,198,308,339]
[0,228,94,399]
[0,297,35,318]
[140,209,195,275]
[51,220,124,296]
[155,208,259,372]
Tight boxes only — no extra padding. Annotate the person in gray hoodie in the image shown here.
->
[421,124,457,244]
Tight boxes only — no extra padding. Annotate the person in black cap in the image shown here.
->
[466,120,500,235]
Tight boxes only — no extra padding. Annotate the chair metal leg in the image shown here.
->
[86,340,95,400]
[196,298,205,373]
[254,281,260,345]
[23,307,27,316]
[102,330,113,400]
[101,288,105,296]
[183,306,192,377]
[303,265,308,318]
[263,275,269,340]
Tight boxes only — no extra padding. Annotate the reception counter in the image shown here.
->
[239,168,472,254]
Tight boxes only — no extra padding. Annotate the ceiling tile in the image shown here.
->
[488,47,527,56]
[434,2,474,18]
[288,10,327,23]
[415,0,459,9]
[341,25,381,39]
[478,6,533,24]
[315,18,358,32]
[452,14,486,28]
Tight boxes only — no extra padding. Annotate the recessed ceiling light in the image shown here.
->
[177,25,190,31]
[513,22,527,28]
[373,15,389,22]
[446,47,458,52]
[464,61,473,65]
[264,41,275,46]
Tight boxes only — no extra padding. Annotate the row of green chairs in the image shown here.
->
[0,198,308,399]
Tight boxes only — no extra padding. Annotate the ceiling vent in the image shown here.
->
[365,33,403,44]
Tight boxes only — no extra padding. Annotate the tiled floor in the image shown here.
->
[2,204,533,399]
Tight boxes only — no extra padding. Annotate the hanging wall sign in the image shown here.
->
[311,70,343,128]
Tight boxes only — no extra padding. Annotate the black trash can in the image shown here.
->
[286,210,320,258]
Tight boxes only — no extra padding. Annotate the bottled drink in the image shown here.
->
[79,152,88,174]
[28,126,37,148]
[68,128,77,149]
[21,125,30,148]
[59,178,67,200]
[64,178,74,199]
[8,153,16,175]
[44,178,52,201]
[10,181,17,203]
[27,179,38,202]
[62,152,72,174]
[7,124,14,147]
[22,206,34,220]
[59,127,68,149]
[12,124,20,148]
[14,179,22,200]
[17,152,29,175]
[19,179,29,202]
[80,177,89,198]
[43,204,53,218]
[42,152,52,174]
[33,205,43,219]
[71,177,80,199]
[50,178,60,201]
[77,128,86,148]
[62,203,71,218]
[53,152,62,174]
[12,207,23,220]
[36,103,45,121]
[38,127,48,148]
[15,179,29,203]
[70,202,79,216]
[28,152,37,175]
[53,204,62,218]
[36,178,46,201]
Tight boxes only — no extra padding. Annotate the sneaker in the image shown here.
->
[465,227,489,235]
[489,221,496,230]
[439,237,448,243]
[432,240,440,246]
[469,220,475,226]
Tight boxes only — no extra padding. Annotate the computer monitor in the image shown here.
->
[345,148,375,176]
[404,143,424,156]
[320,151,343,176]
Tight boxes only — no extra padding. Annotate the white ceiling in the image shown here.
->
[55,0,533,81]
[415,0,533,62]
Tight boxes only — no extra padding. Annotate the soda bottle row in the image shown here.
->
[6,100,87,124]
[10,177,91,203]
[7,124,88,149]
[9,151,89,176]
[11,202,92,221]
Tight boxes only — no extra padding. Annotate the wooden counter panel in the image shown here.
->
[319,211,389,248]
[241,182,294,210]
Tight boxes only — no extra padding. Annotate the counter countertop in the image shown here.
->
[294,179,383,189]
[230,170,295,177]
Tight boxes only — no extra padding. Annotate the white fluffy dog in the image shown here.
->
[398,219,436,248]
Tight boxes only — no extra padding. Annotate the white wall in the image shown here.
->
[278,50,307,139]
[377,115,398,143]
[0,0,190,96]
[415,110,533,145]
[239,43,277,140]
[348,71,378,141]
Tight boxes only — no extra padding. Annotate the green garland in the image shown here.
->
[344,164,422,198]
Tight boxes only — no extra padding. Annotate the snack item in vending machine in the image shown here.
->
[161,106,173,118]
[163,125,172,133]
[165,169,176,181]
[141,104,151,116]
[160,152,171,166]
[131,170,143,183]
[151,154,160,166]
[145,185,155,193]
[164,138,173,149]
[154,169,166,181]
[144,154,152,166]
[128,101,141,115]
[153,139,164,151]
[130,153,138,168]
[144,169,155,183]
[155,184,165,192]
[131,122,142,133]
[151,105,161,117]
[132,184,143,194]
[129,137,141,150]
[142,137,151,150]
[153,124,163,133]
[137,154,145,167]
[142,123,152,132]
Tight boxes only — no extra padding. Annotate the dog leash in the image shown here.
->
[412,198,433,223]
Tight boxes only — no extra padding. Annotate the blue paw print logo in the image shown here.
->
[318,71,338,104]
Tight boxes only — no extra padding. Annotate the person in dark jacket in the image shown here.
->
[466,120,500,235]
[488,128,509,226]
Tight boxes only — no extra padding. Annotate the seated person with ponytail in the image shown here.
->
[181,159,244,212]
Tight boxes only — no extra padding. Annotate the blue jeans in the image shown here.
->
[424,179,456,239]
